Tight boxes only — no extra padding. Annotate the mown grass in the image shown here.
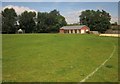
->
[2,34,118,82]
[0,35,2,83]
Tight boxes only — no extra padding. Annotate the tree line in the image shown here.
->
[2,8,67,33]
[79,10,111,33]
[2,8,112,34]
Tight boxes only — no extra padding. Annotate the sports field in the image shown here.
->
[2,34,118,82]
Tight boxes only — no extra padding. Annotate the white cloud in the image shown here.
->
[111,16,118,23]
[64,10,118,24]
[0,7,2,13]
[63,10,85,24]
[2,5,38,15]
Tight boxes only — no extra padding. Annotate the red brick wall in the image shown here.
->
[59,26,90,34]
[81,26,90,31]
[59,29,64,33]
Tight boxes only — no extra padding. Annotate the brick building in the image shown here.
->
[59,25,90,34]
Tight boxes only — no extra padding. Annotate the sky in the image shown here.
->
[1,0,120,2]
[2,2,118,24]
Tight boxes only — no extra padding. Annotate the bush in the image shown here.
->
[86,31,90,34]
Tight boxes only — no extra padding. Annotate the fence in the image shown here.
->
[99,34,120,37]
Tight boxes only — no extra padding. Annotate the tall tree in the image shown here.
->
[36,9,67,33]
[19,11,36,33]
[2,8,17,33]
[79,10,111,33]
[36,12,49,33]
[48,10,67,32]
[0,13,2,33]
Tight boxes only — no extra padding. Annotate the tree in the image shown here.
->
[0,13,2,33]
[48,9,67,32]
[79,10,111,33]
[111,22,117,25]
[2,8,66,33]
[19,11,36,33]
[36,12,49,33]
[36,9,67,33]
[2,8,17,33]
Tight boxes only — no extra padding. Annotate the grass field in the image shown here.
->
[2,34,118,82]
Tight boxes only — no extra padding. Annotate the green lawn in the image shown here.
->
[2,34,118,82]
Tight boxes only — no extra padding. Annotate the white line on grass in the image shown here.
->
[80,44,116,82]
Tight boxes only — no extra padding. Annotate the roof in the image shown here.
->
[18,29,23,32]
[60,25,87,30]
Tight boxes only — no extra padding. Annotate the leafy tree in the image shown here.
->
[111,22,117,25]
[36,9,67,33]
[2,8,17,33]
[2,8,67,33]
[0,13,2,33]
[19,11,36,33]
[47,9,67,32]
[36,12,49,33]
[79,10,111,33]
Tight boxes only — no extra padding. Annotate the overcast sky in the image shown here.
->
[2,2,118,24]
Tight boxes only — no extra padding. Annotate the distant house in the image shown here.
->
[105,25,120,34]
[18,29,23,34]
[59,25,90,34]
